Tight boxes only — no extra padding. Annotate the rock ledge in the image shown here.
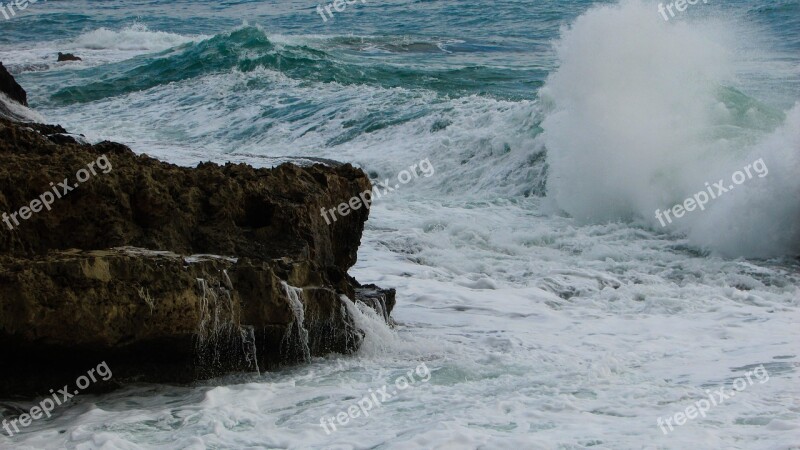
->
[0,68,394,398]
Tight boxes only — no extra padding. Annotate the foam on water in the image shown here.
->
[341,295,401,357]
[1,0,799,448]
[0,92,45,122]
[71,24,196,52]
[1,24,199,74]
[540,0,800,258]
[37,66,546,202]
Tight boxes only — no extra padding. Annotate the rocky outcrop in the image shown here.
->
[0,71,395,398]
[0,122,371,268]
[0,62,27,106]
[57,52,82,62]
[0,63,43,124]
[0,248,394,396]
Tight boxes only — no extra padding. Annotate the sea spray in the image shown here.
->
[281,281,311,362]
[340,295,399,357]
[194,273,260,374]
[540,0,800,257]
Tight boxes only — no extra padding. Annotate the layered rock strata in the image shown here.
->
[0,66,394,398]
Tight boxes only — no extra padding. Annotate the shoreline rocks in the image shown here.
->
[0,62,27,106]
[0,64,395,399]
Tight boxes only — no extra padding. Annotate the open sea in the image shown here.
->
[1,0,799,448]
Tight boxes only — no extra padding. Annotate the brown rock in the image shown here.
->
[0,115,395,398]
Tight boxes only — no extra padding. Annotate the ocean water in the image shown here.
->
[1,0,799,448]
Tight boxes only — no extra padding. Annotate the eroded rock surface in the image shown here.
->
[0,71,395,398]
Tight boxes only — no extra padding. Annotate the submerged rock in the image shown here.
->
[0,70,395,398]
[57,52,82,62]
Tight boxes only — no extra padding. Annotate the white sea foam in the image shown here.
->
[540,0,800,258]
[0,24,199,73]
[0,92,45,122]
[71,23,196,52]
[2,1,798,449]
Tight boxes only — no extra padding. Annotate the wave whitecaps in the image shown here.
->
[49,25,538,105]
[70,23,195,52]
[540,0,800,258]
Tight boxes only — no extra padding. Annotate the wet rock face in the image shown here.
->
[0,248,395,396]
[0,108,395,397]
[0,62,27,106]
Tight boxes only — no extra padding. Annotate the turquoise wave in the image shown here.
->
[50,27,545,105]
